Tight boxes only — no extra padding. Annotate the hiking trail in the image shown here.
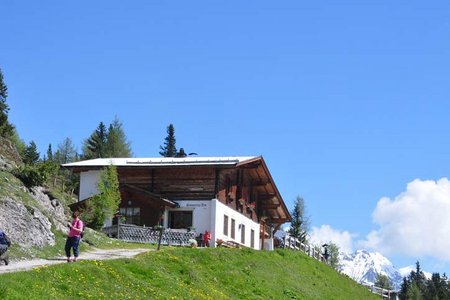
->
[0,248,151,274]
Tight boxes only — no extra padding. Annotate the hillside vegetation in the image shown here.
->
[0,136,147,261]
[0,247,378,300]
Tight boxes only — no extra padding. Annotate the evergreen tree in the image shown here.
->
[54,137,77,164]
[159,123,177,157]
[399,261,428,300]
[327,242,341,270]
[83,122,107,159]
[412,261,428,295]
[83,165,121,230]
[0,68,14,138]
[407,282,423,300]
[46,144,53,161]
[289,196,310,243]
[425,273,450,300]
[23,141,40,164]
[375,273,393,290]
[104,117,132,157]
[399,277,410,300]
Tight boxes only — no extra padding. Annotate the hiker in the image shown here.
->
[0,229,11,266]
[65,211,84,262]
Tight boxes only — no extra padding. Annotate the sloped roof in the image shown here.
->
[63,156,257,168]
[63,155,291,223]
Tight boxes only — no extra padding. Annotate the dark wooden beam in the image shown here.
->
[258,194,277,201]
[259,204,279,210]
[269,217,289,223]
[238,162,260,169]
[250,180,271,187]
[214,168,219,197]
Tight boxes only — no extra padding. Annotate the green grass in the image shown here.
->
[0,247,378,300]
[8,228,155,261]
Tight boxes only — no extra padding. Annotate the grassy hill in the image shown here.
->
[0,247,378,300]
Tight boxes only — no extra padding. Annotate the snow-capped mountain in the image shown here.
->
[340,250,403,290]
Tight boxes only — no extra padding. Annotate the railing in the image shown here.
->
[278,235,326,263]
[361,283,397,299]
[103,224,196,246]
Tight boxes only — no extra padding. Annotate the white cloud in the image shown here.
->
[359,178,450,262]
[309,224,355,253]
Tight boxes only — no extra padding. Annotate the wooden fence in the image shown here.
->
[278,234,327,263]
[361,283,398,300]
[103,224,196,246]
[278,235,398,299]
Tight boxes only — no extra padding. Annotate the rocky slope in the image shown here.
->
[0,174,69,252]
[0,139,71,257]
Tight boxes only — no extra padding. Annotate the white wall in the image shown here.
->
[79,170,101,201]
[164,199,261,250]
[212,199,260,250]
[163,200,212,234]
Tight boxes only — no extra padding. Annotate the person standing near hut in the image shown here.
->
[65,211,83,262]
[203,230,211,247]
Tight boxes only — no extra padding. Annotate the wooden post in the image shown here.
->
[157,205,165,251]
[157,227,163,251]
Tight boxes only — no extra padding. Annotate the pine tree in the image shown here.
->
[327,242,341,270]
[23,141,40,164]
[84,165,121,229]
[159,124,177,157]
[0,68,14,138]
[375,273,393,290]
[399,261,428,300]
[104,117,132,157]
[54,137,77,164]
[46,144,53,161]
[83,122,107,159]
[289,196,310,243]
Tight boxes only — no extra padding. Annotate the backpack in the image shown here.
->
[77,219,84,239]
[0,231,10,247]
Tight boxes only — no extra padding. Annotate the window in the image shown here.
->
[168,211,193,229]
[251,229,255,248]
[223,215,229,236]
[241,224,245,244]
[120,207,141,225]
[231,219,235,239]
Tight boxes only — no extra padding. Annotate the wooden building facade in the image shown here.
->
[64,156,291,249]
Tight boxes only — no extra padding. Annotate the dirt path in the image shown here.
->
[0,248,151,274]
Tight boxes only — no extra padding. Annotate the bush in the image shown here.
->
[13,164,48,188]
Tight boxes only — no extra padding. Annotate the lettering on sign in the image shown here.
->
[186,203,207,208]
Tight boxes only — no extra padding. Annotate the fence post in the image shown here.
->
[157,228,164,251]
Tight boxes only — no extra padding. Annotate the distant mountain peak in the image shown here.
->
[340,249,403,290]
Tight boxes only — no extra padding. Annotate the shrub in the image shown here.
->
[13,163,50,188]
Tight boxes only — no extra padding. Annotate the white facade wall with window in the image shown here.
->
[164,199,260,250]
[212,200,260,250]
[163,200,212,234]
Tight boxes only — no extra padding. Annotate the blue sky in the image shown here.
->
[2,1,450,274]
